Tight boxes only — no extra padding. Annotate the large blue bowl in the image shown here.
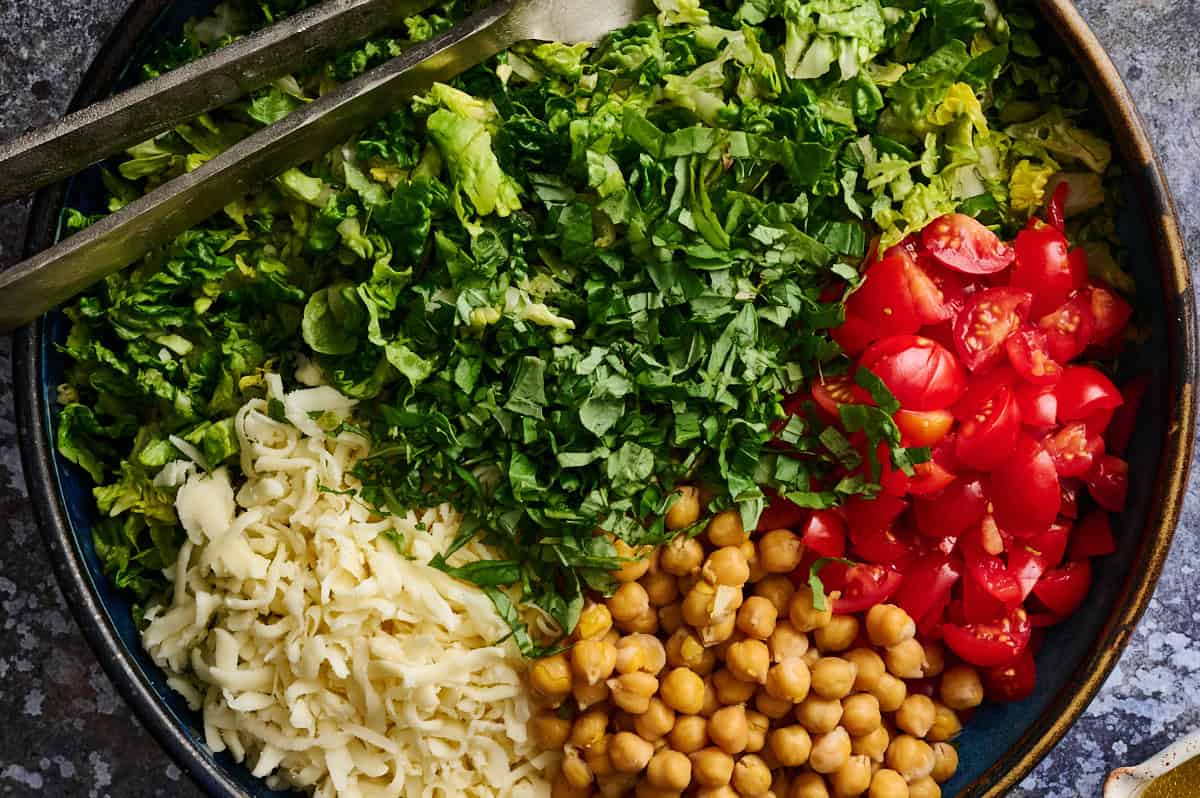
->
[13,1,1197,796]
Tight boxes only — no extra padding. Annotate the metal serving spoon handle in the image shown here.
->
[0,0,652,333]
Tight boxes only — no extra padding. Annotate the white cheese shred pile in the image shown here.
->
[141,374,554,798]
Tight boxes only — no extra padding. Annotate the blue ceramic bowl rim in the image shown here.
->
[11,2,1198,797]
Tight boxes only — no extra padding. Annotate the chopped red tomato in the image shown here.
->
[1010,222,1081,317]
[907,457,958,496]
[953,288,1033,371]
[1042,422,1105,478]
[1085,455,1129,511]
[1059,480,1080,519]
[983,649,1037,702]
[1055,366,1123,421]
[831,564,905,614]
[895,409,955,447]
[962,519,1024,607]
[800,510,847,558]
[1005,327,1062,385]
[1037,294,1095,362]
[1033,560,1092,616]
[1014,382,1058,430]
[846,253,922,339]
[955,383,1021,471]
[1046,181,1069,232]
[943,608,1032,667]
[1106,376,1149,456]
[891,553,962,627]
[860,335,967,411]
[913,478,988,538]
[1079,282,1133,345]
[1069,510,1117,560]
[833,311,878,357]
[811,374,872,417]
[989,435,1061,532]
[922,213,1016,274]
[757,495,809,532]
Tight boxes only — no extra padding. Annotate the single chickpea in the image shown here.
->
[700,679,722,717]
[707,510,749,547]
[896,694,937,739]
[647,749,693,792]
[662,534,705,576]
[666,486,702,530]
[884,638,926,679]
[529,710,573,749]
[609,582,652,624]
[809,727,852,774]
[840,693,882,737]
[886,735,935,782]
[713,668,759,705]
[906,778,941,798]
[830,754,872,798]
[758,529,805,573]
[574,679,611,710]
[727,639,772,684]
[813,615,859,653]
[635,697,676,741]
[700,615,738,647]
[770,623,811,662]
[868,769,909,798]
[659,603,684,635]
[661,667,706,715]
[927,703,962,743]
[921,641,946,678]
[665,628,705,672]
[745,710,770,753]
[768,725,813,767]
[614,538,652,583]
[586,735,615,779]
[811,657,858,700]
[931,742,958,783]
[532,653,574,698]
[622,633,667,674]
[788,587,833,632]
[691,748,736,787]
[939,665,984,710]
[755,687,794,720]
[551,770,591,798]
[764,657,812,703]
[737,596,779,640]
[754,575,796,615]
[578,603,614,640]
[709,704,750,755]
[796,694,843,734]
[642,569,680,607]
[742,540,767,585]
[573,638,619,686]
[845,649,885,692]
[610,732,655,774]
[871,673,908,713]
[669,714,709,753]
[704,546,751,587]
[790,772,832,798]
[571,708,610,748]
[803,647,822,667]
[683,582,720,628]
[597,773,639,798]
[622,606,660,635]
[732,754,773,797]
[851,726,891,763]
[562,747,594,789]
[610,671,660,714]
[865,604,916,648]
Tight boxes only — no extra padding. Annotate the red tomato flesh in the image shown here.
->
[923,213,1016,274]
[860,336,967,411]
[943,608,1033,667]
[954,288,1033,372]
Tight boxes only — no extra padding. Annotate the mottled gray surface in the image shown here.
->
[0,0,1197,796]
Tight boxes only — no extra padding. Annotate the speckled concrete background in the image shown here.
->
[0,1,1197,796]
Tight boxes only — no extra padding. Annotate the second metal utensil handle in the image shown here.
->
[0,0,517,333]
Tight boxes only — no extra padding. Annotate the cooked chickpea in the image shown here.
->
[578,602,614,640]
[840,693,881,737]
[896,694,937,739]
[670,714,709,753]
[714,668,758,705]
[661,667,706,715]
[921,641,945,678]
[659,603,684,635]
[562,747,594,789]
[573,638,618,686]
[868,769,909,798]
[619,633,668,675]
[754,574,796,615]
[809,727,852,774]
[647,749,692,791]
[635,783,681,798]
[906,778,940,798]
[610,732,655,773]
[931,742,958,783]
[830,754,872,798]
[609,582,651,624]
[927,703,962,743]
[551,770,591,798]
[759,529,805,573]
[770,623,810,662]
[796,694,843,734]
[529,710,573,749]
[532,653,573,698]
[666,486,702,530]
[737,596,779,640]
[851,726,891,763]
[571,708,610,748]
[865,604,916,648]
[642,569,680,608]
[666,629,708,673]
[709,704,750,754]
[788,587,833,632]
[707,510,749,547]
[700,615,738,647]
[939,665,984,710]
[768,725,813,767]
[704,546,751,587]
[773,769,793,798]
[755,688,794,720]
[871,673,907,713]
[614,538,652,583]
[700,679,721,717]
[662,536,705,578]
[886,735,935,782]
[791,772,831,798]
[623,606,659,634]
[884,638,926,679]
[764,657,811,702]
[813,615,859,653]
[611,671,659,714]
[635,697,676,741]
[683,582,719,627]
[727,639,771,684]
[733,754,773,797]
[691,748,736,787]
[811,657,858,699]
[742,540,767,585]
[574,679,611,709]
[844,649,885,692]
[586,735,615,777]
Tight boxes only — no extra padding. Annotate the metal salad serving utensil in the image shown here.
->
[0,0,653,332]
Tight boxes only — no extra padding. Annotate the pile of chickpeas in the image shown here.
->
[527,486,989,798]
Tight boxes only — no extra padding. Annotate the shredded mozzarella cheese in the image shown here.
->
[142,380,554,798]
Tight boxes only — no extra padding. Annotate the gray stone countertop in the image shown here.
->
[0,1,1198,796]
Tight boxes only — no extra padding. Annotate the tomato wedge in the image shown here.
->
[1068,510,1117,560]
[989,435,1061,532]
[1010,221,1080,317]
[913,478,988,538]
[955,383,1021,471]
[943,608,1032,667]
[800,510,847,558]
[922,213,1016,274]
[1042,422,1105,478]
[903,257,971,325]
[1015,382,1058,430]
[831,564,905,614]
[1055,366,1123,422]
[1106,375,1149,456]
[1037,294,1095,362]
[891,554,962,626]
[811,374,872,417]
[1085,455,1129,511]
[983,649,1037,703]
[895,409,955,447]
[962,520,1024,607]
[1078,282,1133,346]
[860,335,967,411]
[1046,181,1069,232]
[833,311,878,357]
[846,253,922,339]
[953,288,1033,371]
[1032,560,1092,616]
[1005,327,1062,385]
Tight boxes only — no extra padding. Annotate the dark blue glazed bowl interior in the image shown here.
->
[33,3,1173,797]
